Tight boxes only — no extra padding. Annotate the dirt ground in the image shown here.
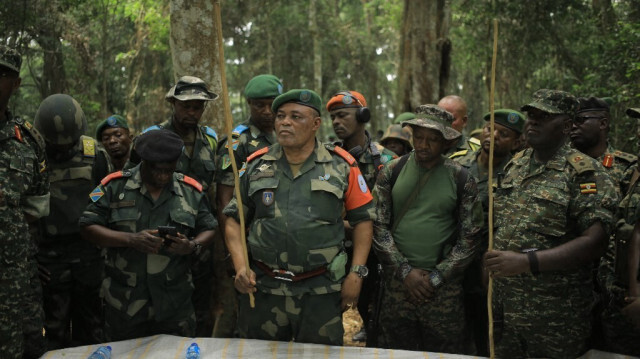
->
[342,308,366,347]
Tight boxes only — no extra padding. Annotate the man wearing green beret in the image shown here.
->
[80,129,217,341]
[0,45,50,359]
[393,112,416,125]
[223,89,375,345]
[485,89,617,358]
[455,108,524,356]
[96,115,132,171]
[140,75,219,336]
[596,107,640,356]
[213,74,283,337]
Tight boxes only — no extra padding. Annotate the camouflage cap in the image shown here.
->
[244,74,283,99]
[272,89,322,115]
[0,45,21,73]
[577,96,610,114]
[95,114,129,138]
[380,124,413,150]
[483,109,525,134]
[627,108,640,118]
[402,104,461,141]
[521,89,578,116]
[393,112,416,124]
[165,76,218,102]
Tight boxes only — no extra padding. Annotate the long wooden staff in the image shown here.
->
[487,19,499,359]
[213,1,255,308]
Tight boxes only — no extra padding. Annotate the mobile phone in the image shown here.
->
[158,226,177,246]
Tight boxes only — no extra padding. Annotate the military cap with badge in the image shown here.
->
[483,109,526,135]
[272,89,323,115]
[521,89,579,117]
[244,74,283,99]
[95,115,129,139]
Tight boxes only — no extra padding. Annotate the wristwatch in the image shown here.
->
[191,241,202,256]
[350,265,369,279]
[428,270,444,289]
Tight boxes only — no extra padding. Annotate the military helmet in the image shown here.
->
[34,94,87,145]
[380,124,413,150]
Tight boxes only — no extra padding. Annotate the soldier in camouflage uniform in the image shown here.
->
[0,45,50,359]
[485,90,618,359]
[380,124,412,157]
[34,94,110,349]
[79,129,217,341]
[372,105,483,353]
[595,107,640,356]
[327,90,396,343]
[141,76,219,336]
[223,89,375,345]
[96,114,132,172]
[438,95,481,159]
[214,74,282,337]
[455,109,524,356]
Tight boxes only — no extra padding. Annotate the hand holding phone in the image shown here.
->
[158,226,178,246]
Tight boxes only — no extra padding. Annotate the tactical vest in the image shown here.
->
[42,135,101,237]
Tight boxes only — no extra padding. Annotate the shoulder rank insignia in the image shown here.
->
[613,150,638,163]
[567,153,595,174]
[250,140,260,147]
[204,126,218,141]
[580,182,597,194]
[602,154,614,168]
[232,124,249,137]
[449,149,468,159]
[101,171,125,186]
[247,147,269,163]
[89,186,105,202]
[82,138,96,158]
[330,145,356,165]
[181,175,203,192]
[14,125,23,142]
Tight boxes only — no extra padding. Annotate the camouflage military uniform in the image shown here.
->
[597,143,637,195]
[372,153,484,352]
[597,162,640,356]
[493,143,617,359]
[447,134,481,160]
[38,134,110,348]
[0,112,49,359]
[223,142,375,345]
[78,165,217,341]
[144,119,218,336]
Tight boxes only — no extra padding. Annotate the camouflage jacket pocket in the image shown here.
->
[310,179,344,222]
[169,207,197,237]
[527,184,569,239]
[248,177,279,219]
[108,207,138,233]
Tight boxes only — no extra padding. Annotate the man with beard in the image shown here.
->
[373,105,483,353]
[214,74,282,337]
[455,109,524,356]
[96,115,132,171]
[485,89,617,358]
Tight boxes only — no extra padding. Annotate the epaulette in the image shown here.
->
[247,147,269,163]
[18,119,46,149]
[449,149,468,159]
[181,174,203,192]
[82,137,96,158]
[567,153,595,174]
[204,126,218,141]
[232,124,249,138]
[100,170,130,186]
[468,137,481,152]
[512,149,525,160]
[328,144,356,166]
[142,125,162,133]
[613,150,637,163]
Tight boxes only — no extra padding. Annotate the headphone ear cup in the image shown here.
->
[357,107,371,123]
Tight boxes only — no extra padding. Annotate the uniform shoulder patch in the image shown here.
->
[512,149,525,160]
[449,149,468,159]
[468,137,481,151]
[100,171,128,186]
[19,119,46,149]
[232,124,249,138]
[614,150,638,163]
[567,153,595,174]
[142,124,163,133]
[82,137,96,158]
[247,147,269,163]
[328,145,356,165]
[204,126,218,141]
[181,175,203,192]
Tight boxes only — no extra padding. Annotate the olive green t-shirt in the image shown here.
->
[391,154,457,270]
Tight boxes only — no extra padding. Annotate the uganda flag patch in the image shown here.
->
[90,186,105,202]
[580,182,597,194]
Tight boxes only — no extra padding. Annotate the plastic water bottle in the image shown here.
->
[87,345,111,359]
[185,342,200,359]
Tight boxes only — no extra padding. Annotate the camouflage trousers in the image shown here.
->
[39,249,104,349]
[600,290,640,356]
[104,300,196,342]
[377,273,470,354]
[237,290,343,345]
[191,246,214,337]
[0,268,25,359]
[23,258,47,359]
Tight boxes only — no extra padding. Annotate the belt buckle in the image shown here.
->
[273,269,295,282]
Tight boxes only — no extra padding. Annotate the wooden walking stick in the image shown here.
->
[487,18,499,359]
[213,0,255,308]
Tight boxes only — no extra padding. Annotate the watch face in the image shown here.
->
[429,272,443,288]
[359,266,369,278]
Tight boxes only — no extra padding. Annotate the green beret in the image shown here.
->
[135,129,184,162]
[483,109,525,134]
[393,112,416,124]
[271,89,322,115]
[244,74,283,99]
[0,45,21,73]
[95,115,129,138]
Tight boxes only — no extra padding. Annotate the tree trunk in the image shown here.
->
[396,0,451,112]
[309,0,324,138]
[169,0,226,132]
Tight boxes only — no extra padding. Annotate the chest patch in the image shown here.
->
[262,190,274,206]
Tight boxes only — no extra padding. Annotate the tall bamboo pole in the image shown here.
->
[213,0,254,308]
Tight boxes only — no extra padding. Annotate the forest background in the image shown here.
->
[1,0,639,152]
